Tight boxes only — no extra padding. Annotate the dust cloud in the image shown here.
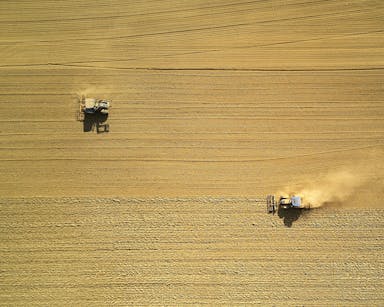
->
[278,170,365,208]
[76,87,99,99]
[75,86,112,100]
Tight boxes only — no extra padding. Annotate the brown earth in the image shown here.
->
[1,197,383,305]
[0,0,383,305]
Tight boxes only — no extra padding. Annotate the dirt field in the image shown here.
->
[1,197,383,305]
[0,0,383,305]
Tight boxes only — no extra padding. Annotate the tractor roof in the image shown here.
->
[291,196,302,208]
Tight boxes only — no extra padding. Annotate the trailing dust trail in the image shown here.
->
[278,170,366,208]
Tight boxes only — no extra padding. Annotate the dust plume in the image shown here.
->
[76,86,99,99]
[75,86,112,99]
[73,87,111,107]
[278,170,365,208]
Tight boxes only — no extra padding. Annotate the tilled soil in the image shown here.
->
[1,198,383,305]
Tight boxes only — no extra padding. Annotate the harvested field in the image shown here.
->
[0,0,383,305]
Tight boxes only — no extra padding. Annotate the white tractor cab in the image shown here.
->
[278,196,304,209]
[267,195,306,214]
[84,98,110,114]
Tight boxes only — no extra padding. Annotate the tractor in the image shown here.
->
[267,195,306,214]
[77,96,110,133]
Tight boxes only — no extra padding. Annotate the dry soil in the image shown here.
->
[0,0,383,305]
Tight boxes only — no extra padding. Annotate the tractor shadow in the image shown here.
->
[83,113,109,133]
[277,206,305,227]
